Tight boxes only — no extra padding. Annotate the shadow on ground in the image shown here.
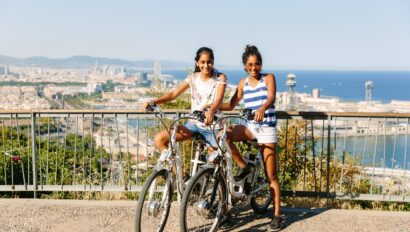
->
[221,204,327,232]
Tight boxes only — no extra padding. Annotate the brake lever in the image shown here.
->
[193,110,218,123]
[145,102,157,113]
[193,110,205,122]
[242,109,255,121]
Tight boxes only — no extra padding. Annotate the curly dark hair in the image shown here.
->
[242,45,262,65]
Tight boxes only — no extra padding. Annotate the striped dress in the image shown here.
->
[243,74,277,127]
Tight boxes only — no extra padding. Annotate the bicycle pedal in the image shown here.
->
[234,199,249,207]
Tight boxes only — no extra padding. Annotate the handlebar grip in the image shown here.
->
[192,110,218,122]
[146,105,155,112]
[146,102,157,112]
[192,110,204,122]
[242,109,255,120]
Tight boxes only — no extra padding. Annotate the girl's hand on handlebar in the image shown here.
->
[143,101,155,112]
[254,107,265,122]
[204,108,215,125]
[142,102,149,111]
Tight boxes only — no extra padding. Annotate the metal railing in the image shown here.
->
[0,110,409,202]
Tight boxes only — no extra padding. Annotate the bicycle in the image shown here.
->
[179,109,272,232]
[135,105,211,232]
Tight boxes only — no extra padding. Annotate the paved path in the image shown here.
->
[0,199,409,232]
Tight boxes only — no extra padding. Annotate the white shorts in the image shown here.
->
[246,122,277,144]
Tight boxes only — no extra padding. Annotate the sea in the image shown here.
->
[163,70,410,103]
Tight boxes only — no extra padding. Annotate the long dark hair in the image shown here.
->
[194,47,214,73]
[242,45,262,66]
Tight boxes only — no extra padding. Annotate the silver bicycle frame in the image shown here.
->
[218,122,247,199]
[217,117,269,202]
[147,108,206,207]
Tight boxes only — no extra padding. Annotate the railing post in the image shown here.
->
[175,111,181,202]
[326,115,331,197]
[31,112,38,198]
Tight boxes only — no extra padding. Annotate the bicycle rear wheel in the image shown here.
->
[250,162,272,214]
[135,169,172,232]
[180,167,226,232]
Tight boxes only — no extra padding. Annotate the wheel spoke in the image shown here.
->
[181,168,224,232]
[135,170,172,232]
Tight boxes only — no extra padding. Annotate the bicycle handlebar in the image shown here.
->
[211,108,255,152]
[241,109,255,121]
[192,110,218,123]
[146,104,218,122]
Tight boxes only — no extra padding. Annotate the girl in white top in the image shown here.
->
[143,47,226,155]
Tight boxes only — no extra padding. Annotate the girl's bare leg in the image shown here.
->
[154,125,194,152]
[218,125,255,169]
[260,143,281,217]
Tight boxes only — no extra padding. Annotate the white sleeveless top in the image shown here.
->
[184,71,225,128]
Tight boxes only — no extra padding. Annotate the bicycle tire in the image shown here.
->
[135,169,172,232]
[250,162,272,214]
[180,167,226,232]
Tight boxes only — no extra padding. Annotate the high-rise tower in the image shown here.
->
[154,60,165,87]
[154,60,162,76]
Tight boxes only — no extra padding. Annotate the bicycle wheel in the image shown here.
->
[250,162,272,214]
[135,169,172,232]
[180,167,226,232]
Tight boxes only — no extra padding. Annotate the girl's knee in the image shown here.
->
[217,130,223,140]
[154,133,168,146]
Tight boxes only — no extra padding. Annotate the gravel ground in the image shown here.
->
[0,199,409,232]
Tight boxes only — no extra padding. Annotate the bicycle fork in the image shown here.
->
[147,171,173,217]
[195,166,219,214]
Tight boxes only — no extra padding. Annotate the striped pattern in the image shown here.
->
[246,122,277,144]
[243,75,277,126]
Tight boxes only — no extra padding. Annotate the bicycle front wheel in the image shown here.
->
[135,169,172,232]
[180,167,226,232]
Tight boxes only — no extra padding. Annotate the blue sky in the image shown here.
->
[0,0,409,70]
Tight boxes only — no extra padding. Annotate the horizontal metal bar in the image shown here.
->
[0,110,410,118]
[283,191,410,202]
[333,193,410,202]
[0,185,34,191]
[282,190,329,198]
[0,185,144,192]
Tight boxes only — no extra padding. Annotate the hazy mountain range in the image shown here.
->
[0,54,198,69]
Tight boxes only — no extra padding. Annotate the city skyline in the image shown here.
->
[1,0,410,70]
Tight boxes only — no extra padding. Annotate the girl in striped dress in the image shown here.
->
[219,45,282,231]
